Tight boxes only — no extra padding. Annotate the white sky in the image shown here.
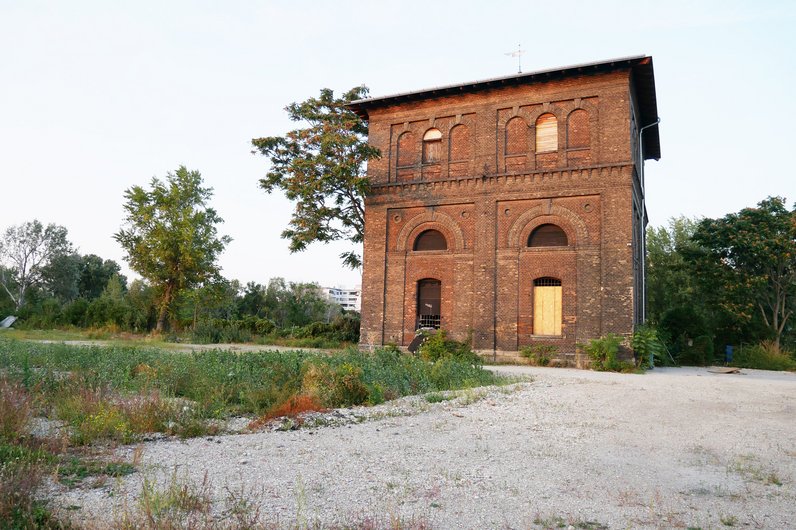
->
[2,0,795,288]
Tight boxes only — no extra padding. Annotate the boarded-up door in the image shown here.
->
[533,278,562,335]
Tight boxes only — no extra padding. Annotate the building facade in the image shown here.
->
[350,56,660,361]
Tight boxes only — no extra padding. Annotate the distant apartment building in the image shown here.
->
[322,286,362,312]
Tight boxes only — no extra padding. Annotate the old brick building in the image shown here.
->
[349,56,660,362]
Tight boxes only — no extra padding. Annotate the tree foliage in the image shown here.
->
[0,220,73,310]
[114,166,231,331]
[690,197,795,348]
[251,86,380,268]
[646,217,701,324]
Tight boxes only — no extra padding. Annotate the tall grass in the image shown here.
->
[0,338,501,441]
[733,341,796,371]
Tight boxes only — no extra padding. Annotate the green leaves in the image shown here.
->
[114,166,231,331]
[691,197,795,348]
[252,86,380,269]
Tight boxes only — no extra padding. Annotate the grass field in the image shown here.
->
[0,335,503,526]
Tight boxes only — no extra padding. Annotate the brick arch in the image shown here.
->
[567,108,590,148]
[504,116,528,156]
[396,211,465,252]
[507,204,588,248]
[449,123,471,161]
[527,106,565,125]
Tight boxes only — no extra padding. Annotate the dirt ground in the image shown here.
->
[54,365,796,529]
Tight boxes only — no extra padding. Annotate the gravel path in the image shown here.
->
[53,366,796,529]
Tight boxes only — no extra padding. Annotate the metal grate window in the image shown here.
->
[418,314,441,329]
[534,277,562,287]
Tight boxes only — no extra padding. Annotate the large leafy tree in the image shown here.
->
[251,86,380,268]
[77,254,125,300]
[114,166,231,332]
[691,197,796,349]
[646,216,701,324]
[39,253,126,303]
[0,220,73,310]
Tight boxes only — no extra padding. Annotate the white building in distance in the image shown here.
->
[322,286,361,312]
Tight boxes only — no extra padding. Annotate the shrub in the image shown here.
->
[301,362,369,407]
[418,330,481,365]
[0,461,62,529]
[519,344,557,366]
[0,377,34,443]
[734,341,796,371]
[191,319,252,344]
[630,325,665,369]
[579,334,631,372]
[678,335,714,366]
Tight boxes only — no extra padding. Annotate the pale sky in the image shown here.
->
[2,0,795,288]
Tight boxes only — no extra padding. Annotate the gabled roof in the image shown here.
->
[348,55,660,160]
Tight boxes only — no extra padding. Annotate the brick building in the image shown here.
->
[349,56,660,362]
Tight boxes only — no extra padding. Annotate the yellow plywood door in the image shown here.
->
[533,286,562,335]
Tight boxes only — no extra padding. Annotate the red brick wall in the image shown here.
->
[359,69,643,358]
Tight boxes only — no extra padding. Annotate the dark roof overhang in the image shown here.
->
[348,55,660,160]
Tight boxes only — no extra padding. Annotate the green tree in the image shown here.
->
[691,197,796,349]
[41,252,82,303]
[125,279,157,332]
[78,254,125,300]
[646,217,701,324]
[238,281,267,318]
[251,86,380,268]
[114,166,231,332]
[0,220,73,310]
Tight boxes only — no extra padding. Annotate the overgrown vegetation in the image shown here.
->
[579,334,635,372]
[731,341,796,371]
[519,344,557,366]
[630,325,666,369]
[0,338,500,439]
[647,197,796,369]
[0,336,503,526]
[417,329,481,365]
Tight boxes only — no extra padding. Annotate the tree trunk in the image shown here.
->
[155,283,174,332]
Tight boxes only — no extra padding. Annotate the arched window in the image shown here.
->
[397,131,417,167]
[536,113,558,152]
[533,277,562,336]
[505,117,527,155]
[422,128,442,164]
[567,109,590,149]
[528,224,568,247]
[413,229,447,251]
[449,124,470,161]
[417,278,441,329]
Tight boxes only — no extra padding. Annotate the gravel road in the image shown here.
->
[54,366,796,529]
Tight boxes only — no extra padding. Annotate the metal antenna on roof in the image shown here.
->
[504,44,525,74]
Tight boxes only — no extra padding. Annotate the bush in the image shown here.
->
[579,334,632,372]
[191,319,252,344]
[418,330,481,365]
[519,344,557,366]
[0,378,34,443]
[0,461,62,529]
[301,362,369,407]
[678,335,714,366]
[733,341,796,371]
[630,325,665,369]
